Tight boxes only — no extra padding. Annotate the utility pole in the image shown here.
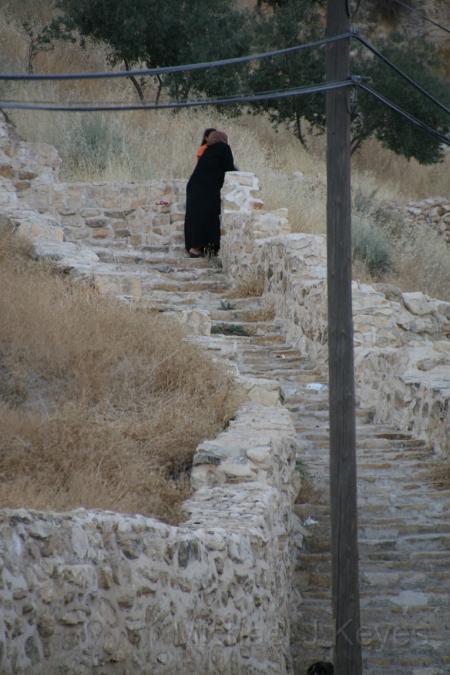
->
[326,1,362,674]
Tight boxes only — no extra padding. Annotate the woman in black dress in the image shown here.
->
[184,130,236,257]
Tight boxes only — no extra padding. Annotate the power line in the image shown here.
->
[358,82,449,145]
[0,33,352,81]
[1,77,447,148]
[1,31,447,120]
[0,79,353,112]
[388,0,450,36]
[354,33,450,116]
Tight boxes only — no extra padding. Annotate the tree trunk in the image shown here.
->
[123,58,145,102]
[27,39,35,74]
[155,75,163,105]
[295,111,308,148]
[351,135,365,154]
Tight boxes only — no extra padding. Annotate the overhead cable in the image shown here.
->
[0,79,353,112]
[0,33,352,81]
[354,33,450,116]
[388,0,450,35]
[1,78,447,149]
[0,31,447,119]
[358,82,450,145]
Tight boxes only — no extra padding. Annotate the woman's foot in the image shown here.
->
[188,247,203,258]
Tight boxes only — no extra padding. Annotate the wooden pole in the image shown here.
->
[326,1,362,673]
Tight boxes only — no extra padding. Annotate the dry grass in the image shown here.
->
[225,273,265,299]
[0,237,238,522]
[239,305,276,322]
[385,222,450,301]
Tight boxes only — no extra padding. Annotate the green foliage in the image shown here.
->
[46,0,448,163]
[353,34,450,164]
[352,215,392,275]
[247,0,326,145]
[211,323,250,336]
[52,0,251,103]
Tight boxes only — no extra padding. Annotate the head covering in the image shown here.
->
[201,127,216,145]
[207,130,229,146]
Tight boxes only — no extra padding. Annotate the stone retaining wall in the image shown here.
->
[1,112,188,250]
[51,180,187,250]
[381,197,450,245]
[0,403,300,675]
[221,173,450,456]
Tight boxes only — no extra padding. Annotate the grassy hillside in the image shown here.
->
[0,238,237,521]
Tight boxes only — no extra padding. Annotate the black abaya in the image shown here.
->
[184,142,235,251]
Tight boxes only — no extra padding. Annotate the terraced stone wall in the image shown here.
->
[221,172,450,456]
[380,197,450,245]
[0,403,300,675]
[51,180,187,250]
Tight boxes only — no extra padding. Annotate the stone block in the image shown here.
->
[14,180,31,191]
[86,217,108,228]
[0,163,14,178]
[92,228,111,239]
[152,214,171,226]
[18,170,38,181]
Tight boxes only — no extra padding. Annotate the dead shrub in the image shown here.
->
[0,238,238,522]
[225,274,265,299]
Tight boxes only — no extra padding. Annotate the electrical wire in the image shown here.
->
[1,31,447,119]
[388,0,450,35]
[0,79,353,112]
[1,77,446,149]
[358,81,450,145]
[354,33,450,116]
[0,33,352,81]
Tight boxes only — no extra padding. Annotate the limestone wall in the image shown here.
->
[51,180,187,250]
[0,403,300,675]
[221,172,450,456]
[0,111,187,251]
[381,197,450,245]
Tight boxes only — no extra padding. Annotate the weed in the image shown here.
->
[211,323,250,337]
[352,215,393,276]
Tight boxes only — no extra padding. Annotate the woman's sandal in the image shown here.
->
[189,248,203,258]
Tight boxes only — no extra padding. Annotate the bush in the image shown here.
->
[352,215,393,276]
[62,115,126,175]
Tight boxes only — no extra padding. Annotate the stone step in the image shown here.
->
[211,319,282,338]
[61,236,450,673]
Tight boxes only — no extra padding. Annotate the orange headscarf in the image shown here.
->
[196,144,207,159]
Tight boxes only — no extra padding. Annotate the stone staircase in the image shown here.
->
[64,234,450,674]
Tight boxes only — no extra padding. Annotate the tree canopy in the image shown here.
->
[52,0,251,103]
[49,0,449,164]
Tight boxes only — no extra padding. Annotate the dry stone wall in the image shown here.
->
[0,403,300,675]
[380,197,450,245]
[51,180,187,251]
[221,172,450,456]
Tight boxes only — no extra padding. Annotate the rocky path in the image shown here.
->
[71,237,450,674]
